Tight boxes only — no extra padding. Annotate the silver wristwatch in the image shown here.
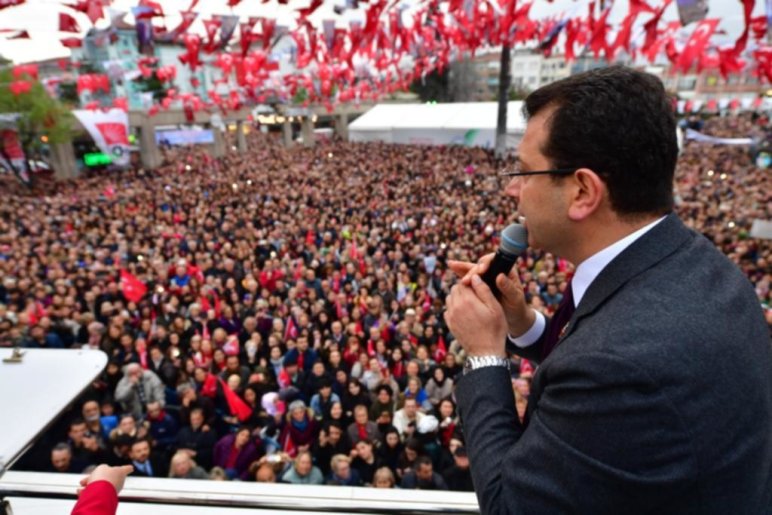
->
[463,355,510,375]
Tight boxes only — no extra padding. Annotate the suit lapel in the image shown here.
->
[524,214,694,424]
[564,213,692,339]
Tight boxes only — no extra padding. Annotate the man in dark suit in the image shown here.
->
[444,66,772,514]
[128,438,167,478]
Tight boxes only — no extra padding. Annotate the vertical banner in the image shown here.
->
[132,6,155,55]
[767,0,772,41]
[73,108,131,167]
[219,14,240,50]
[0,128,30,186]
[676,0,708,26]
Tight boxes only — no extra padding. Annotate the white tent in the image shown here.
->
[349,102,527,149]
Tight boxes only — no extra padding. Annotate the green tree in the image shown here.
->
[134,73,169,102]
[0,68,73,185]
[410,68,451,103]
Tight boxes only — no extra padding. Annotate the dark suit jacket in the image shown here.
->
[456,213,772,514]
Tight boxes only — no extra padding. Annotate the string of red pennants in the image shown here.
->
[2,0,771,115]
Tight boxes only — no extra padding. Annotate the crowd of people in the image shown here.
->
[1,113,770,492]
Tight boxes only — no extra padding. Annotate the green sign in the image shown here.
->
[83,152,113,167]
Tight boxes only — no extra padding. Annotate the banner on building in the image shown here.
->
[73,108,131,167]
[684,128,753,145]
[676,0,708,26]
[155,129,214,146]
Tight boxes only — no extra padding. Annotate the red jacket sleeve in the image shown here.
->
[71,480,119,515]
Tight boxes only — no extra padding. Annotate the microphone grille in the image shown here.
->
[500,224,528,254]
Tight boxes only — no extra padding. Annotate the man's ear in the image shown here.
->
[566,168,605,222]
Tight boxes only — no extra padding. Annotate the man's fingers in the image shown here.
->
[79,476,89,487]
[118,465,134,476]
[470,274,497,308]
[447,260,474,278]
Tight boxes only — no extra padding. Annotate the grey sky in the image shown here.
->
[0,0,764,64]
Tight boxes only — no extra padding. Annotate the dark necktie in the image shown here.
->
[541,283,575,361]
[136,378,147,406]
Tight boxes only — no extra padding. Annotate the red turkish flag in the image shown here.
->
[642,0,674,56]
[60,37,83,48]
[120,269,147,304]
[676,18,719,73]
[95,122,128,146]
[0,0,25,10]
[59,12,80,33]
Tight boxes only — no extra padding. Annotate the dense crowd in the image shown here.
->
[1,113,770,492]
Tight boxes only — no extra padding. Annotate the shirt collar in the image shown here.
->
[571,216,666,308]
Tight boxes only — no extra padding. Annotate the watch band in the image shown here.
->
[463,355,510,375]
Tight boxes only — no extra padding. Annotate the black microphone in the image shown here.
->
[480,223,528,300]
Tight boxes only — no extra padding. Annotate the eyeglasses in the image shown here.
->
[499,162,578,178]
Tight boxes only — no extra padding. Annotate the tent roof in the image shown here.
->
[350,102,526,132]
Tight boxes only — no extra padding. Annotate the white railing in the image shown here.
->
[0,471,480,514]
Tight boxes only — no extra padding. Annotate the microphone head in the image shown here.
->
[500,224,528,255]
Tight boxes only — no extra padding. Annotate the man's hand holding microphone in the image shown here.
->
[444,224,533,358]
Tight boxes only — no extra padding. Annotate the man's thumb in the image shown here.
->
[496,273,518,301]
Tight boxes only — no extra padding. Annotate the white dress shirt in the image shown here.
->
[510,216,666,348]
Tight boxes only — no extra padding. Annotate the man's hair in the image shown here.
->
[523,65,677,217]
[68,417,86,429]
[414,455,433,469]
[52,442,71,454]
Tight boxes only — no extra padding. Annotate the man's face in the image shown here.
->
[82,401,100,422]
[68,423,87,445]
[354,407,368,424]
[130,441,150,463]
[404,400,418,418]
[51,449,71,471]
[416,463,433,482]
[295,453,312,475]
[328,426,342,444]
[173,457,192,476]
[505,106,571,255]
[147,402,161,418]
[356,441,373,461]
[454,454,470,469]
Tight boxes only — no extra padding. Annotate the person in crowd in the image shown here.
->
[441,446,474,492]
[50,443,87,473]
[174,407,217,470]
[128,438,167,478]
[212,426,263,480]
[347,404,381,445]
[280,450,324,485]
[392,398,424,440]
[327,454,361,486]
[279,400,318,456]
[144,401,178,454]
[372,467,396,489]
[114,364,165,419]
[350,438,383,486]
[312,421,351,477]
[400,455,448,490]
[168,451,208,479]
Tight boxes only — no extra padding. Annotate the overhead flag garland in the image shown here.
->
[0,0,771,119]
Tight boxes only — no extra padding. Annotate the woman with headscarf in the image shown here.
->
[279,400,318,457]
[424,367,453,409]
